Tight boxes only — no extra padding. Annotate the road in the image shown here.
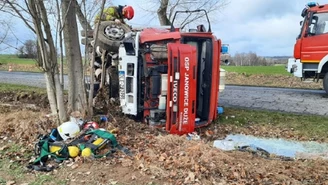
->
[219,86,328,116]
[1,71,328,116]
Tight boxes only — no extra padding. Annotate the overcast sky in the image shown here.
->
[1,0,327,56]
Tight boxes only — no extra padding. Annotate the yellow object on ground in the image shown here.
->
[81,148,92,157]
[49,145,61,154]
[68,146,80,158]
[92,138,104,146]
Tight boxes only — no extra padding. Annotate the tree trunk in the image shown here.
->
[54,72,66,121]
[44,72,58,115]
[28,0,68,123]
[157,0,171,26]
[62,0,87,115]
[38,0,67,122]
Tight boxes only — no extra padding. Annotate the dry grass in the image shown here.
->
[225,72,323,90]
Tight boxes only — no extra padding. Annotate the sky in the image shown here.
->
[1,0,327,56]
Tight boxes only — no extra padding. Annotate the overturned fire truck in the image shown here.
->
[85,10,226,135]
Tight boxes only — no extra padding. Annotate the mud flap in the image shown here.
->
[166,43,197,135]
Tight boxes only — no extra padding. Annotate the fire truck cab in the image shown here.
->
[287,2,328,94]
[118,10,224,135]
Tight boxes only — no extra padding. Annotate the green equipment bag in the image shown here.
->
[27,134,69,172]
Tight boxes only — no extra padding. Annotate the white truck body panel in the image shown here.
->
[118,32,140,115]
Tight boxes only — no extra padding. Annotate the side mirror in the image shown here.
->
[300,21,303,26]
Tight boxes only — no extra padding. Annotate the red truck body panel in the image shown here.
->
[294,4,328,63]
[166,43,197,134]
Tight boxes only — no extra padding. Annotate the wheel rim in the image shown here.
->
[104,25,125,40]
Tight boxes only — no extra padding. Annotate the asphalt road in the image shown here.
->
[219,86,328,116]
[1,71,328,116]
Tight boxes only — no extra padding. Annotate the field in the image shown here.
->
[221,65,290,76]
[0,54,36,65]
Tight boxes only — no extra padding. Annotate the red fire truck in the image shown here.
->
[287,2,328,94]
[117,10,225,135]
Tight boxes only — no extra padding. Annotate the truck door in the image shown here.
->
[301,12,328,63]
[166,43,197,135]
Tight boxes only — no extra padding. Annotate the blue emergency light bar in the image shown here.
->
[307,2,318,8]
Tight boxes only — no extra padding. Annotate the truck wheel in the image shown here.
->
[94,21,131,52]
[324,72,328,94]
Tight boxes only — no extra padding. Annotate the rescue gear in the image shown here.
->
[81,147,92,157]
[83,121,100,130]
[49,128,62,141]
[68,146,80,158]
[49,145,61,154]
[123,6,134,20]
[57,121,80,141]
[28,128,130,172]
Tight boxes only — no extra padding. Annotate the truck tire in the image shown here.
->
[94,21,131,52]
[324,72,328,94]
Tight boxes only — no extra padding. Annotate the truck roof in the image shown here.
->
[308,4,328,12]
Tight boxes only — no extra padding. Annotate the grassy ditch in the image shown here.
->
[217,107,328,141]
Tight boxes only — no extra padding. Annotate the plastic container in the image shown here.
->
[217,107,224,114]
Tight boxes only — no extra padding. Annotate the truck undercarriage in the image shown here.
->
[82,10,224,135]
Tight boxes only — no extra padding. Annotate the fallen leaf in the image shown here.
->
[71,163,79,169]
[158,155,166,162]
[6,181,15,185]
[205,130,214,137]
[0,145,9,151]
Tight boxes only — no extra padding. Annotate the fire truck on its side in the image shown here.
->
[287,2,328,94]
[84,10,226,135]
[117,10,225,135]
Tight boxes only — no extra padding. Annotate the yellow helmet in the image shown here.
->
[68,146,80,158]
[81,148,92,157]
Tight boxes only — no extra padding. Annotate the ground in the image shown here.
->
[1,91,328,185]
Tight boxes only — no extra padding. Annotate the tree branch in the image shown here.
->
[157,0,171,25]
[75,0,92,30]
[5,0,35,33]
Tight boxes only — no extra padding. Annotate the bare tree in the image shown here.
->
[139,0,229,27]
[61,0,87,115]
[1,0,68,122]
[28,0,67,122]
[16,39,37,58]
[232,52,269,66]
[0,20,10,51]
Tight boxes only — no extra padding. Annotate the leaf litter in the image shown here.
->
[0,92,328,184]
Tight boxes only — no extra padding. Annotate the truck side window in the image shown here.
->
[309,13,328,36]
